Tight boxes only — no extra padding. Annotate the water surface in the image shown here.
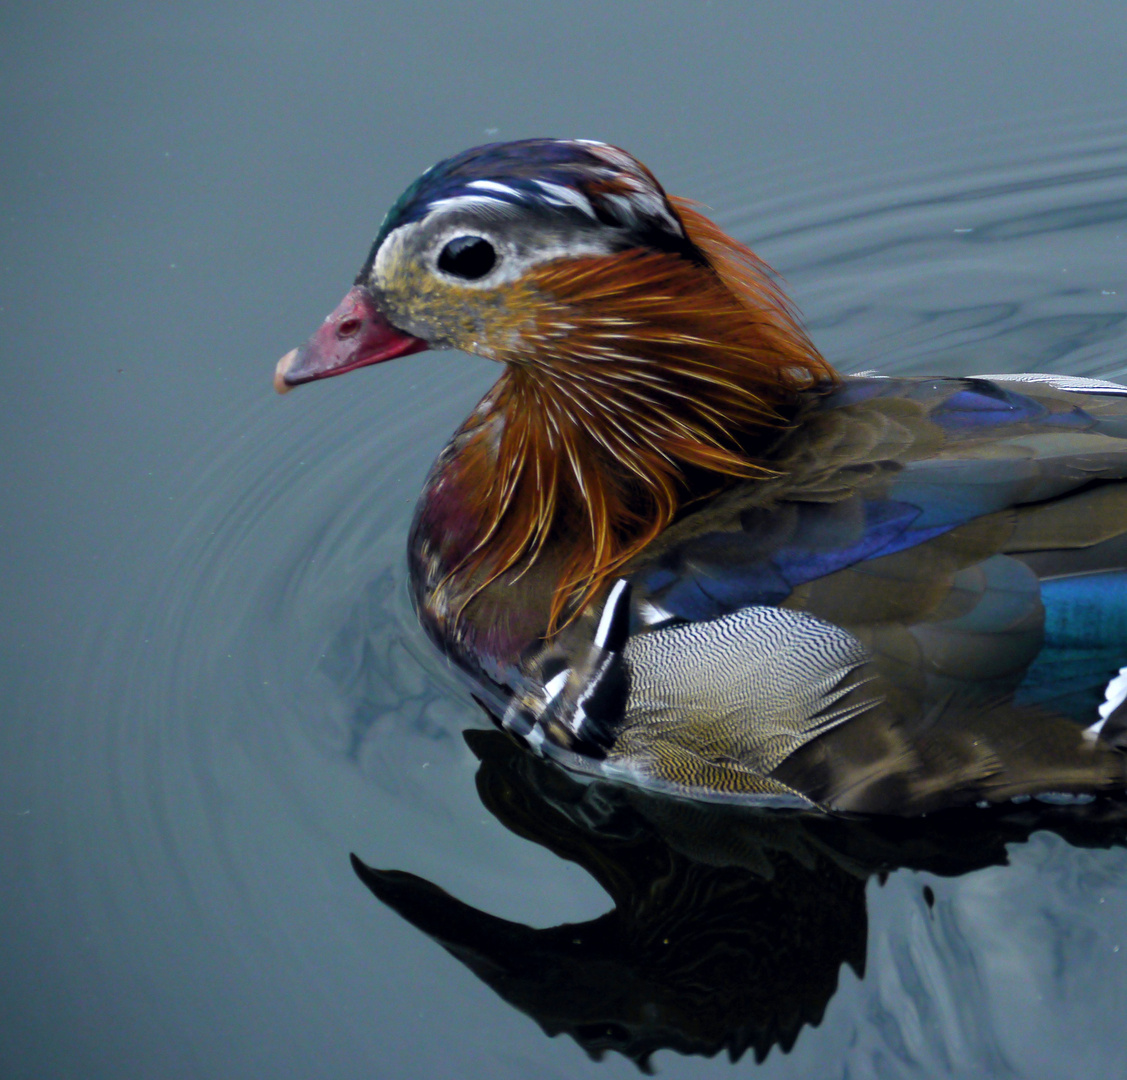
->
[4,5,1127,1078]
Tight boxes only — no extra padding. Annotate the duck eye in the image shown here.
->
[437,235,496,280]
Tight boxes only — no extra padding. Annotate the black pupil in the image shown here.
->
[438,236,496,279]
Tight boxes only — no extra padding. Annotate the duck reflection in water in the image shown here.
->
[352,726,1127,1071]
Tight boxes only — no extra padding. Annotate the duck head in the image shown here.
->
[277,139,836,630]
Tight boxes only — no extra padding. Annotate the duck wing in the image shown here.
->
[512,375,1127,813]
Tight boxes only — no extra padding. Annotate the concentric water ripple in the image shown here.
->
[21,109,1127,1079]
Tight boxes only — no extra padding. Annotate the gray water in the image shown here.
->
[4,3,1127,1077]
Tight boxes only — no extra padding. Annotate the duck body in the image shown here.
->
[277,139,1127,814]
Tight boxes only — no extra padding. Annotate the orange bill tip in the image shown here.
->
[274,349,298,394]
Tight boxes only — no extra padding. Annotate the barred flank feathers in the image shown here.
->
[447,205,837,631]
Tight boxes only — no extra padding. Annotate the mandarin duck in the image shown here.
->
[276,138,1127,815]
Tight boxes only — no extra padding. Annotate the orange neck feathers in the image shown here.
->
[446,203,837,633]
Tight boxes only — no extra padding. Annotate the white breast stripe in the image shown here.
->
[543,669,571,704]
[595,579,630,649]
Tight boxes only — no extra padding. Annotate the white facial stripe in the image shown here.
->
[594,579,630,649]
[372,222,410,282]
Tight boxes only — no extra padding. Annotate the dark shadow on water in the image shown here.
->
[352,726,1127,1072]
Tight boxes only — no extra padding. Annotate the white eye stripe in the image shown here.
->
[624,190,683,234]
[466,179,521,197]
[601,193,638,223]
[597,191,683,237]
[534,180,597,218]
[579,142,636,173]
[426,194,510,214]
[553,141,684,233]
[427,178,680,240]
